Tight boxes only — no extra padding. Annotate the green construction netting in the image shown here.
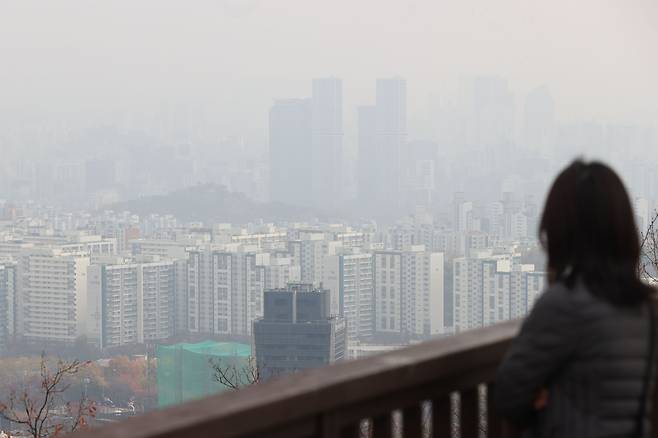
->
[157,341,252,408]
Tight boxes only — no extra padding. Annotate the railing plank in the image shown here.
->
[649,299,658,438]
[486,383,501,438]
[373,413,392,438]
[340,423,361,438]
[403,404,422,437]
[431,396,451,438]
[71,320,521,438]
[460,388,479,438]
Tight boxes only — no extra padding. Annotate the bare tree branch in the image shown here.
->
[0,354,94,438]
[209,356,260,390]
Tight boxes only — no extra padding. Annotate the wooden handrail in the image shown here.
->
[73,319,521,438]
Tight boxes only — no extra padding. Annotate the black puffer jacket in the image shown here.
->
[495,281,654,438]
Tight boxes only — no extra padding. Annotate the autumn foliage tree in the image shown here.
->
[0,355,96,438]
[103,356,156,410]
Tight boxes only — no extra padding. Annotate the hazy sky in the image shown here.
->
[1,0,657,141]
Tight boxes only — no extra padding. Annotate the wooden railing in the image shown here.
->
[74,319,526,438]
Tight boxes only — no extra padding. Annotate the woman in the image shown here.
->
[496,160,655,437]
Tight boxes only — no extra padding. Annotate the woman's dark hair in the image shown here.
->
[539,159,653,306]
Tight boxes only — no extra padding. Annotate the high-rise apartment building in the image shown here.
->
[452,252,545,333]
[17,248,90,345]
[374,246,444,340]
[0,262,17,355]
[260,253,301,290]
[187,249,264,336]
[269,99,312,206]
[322,252,374,343]
[87,259,176,349]
[311,78,343,207]
[253,284,346,380]
[288,236,326,286]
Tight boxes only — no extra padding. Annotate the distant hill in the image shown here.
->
[109,184,324,223]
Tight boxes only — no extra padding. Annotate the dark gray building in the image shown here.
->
[357,78,407,216]
[268,99,313,206]
[253,283,346,380]
[311,77,343,208]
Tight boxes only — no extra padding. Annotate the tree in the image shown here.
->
[209,356,260,390]
[0,354,96,438]
[640,211,658,282]
[104,356,156,411]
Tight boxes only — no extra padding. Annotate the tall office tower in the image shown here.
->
[465,76,515,159]
[357,78,407,214]
[187,249,264,336]
[523,85,556,154]
[17,248,90,345]
[322,253,374,343]
[87,259,176,349]
[85,159,116,194]
[311,78,343,208]
[452,192,474,233]
[357,105,378,204]
[373,247,444,340]
[269,99,313,206]
[253,284,346,380]
[0,262,17,355]
[288,235,326,286]
[452,252,546,333]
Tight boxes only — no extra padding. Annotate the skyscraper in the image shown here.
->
[357,105,378,204]
[253,283,346,380]
[311,78,343,208]
[523,85,556,154]
[269,99,312,206]
[358,78,407,214]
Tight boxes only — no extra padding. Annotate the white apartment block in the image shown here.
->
[60,237,117,258]
[230,232,289,251]
[186,248,302,337]
[259,253,301,290]
[17,247,90,345]
[131,239,190,260]
[87,260,175,349]
[187,249,264,336]
[453,253,546,333]
[374,246,444,339]
[0,262,17,355]
[288,236,327,286]
[322,252,374,343]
